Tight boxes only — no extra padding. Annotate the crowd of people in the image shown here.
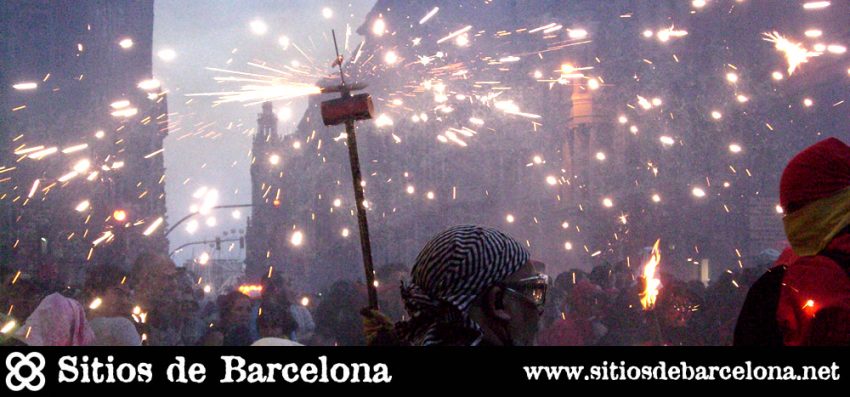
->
[1,137,849,346]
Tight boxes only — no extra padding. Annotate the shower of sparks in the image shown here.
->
[763,31,822,75]
[190,65,322,105]
[4,2,850,344]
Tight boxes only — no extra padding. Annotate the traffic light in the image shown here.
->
[239,237,245,249]
[215,237,221,251]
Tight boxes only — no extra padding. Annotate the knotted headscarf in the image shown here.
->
[780,138,850,256]
[14,293,95,346]
[397,225,530,346]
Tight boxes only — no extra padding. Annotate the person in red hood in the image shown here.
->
[735,137,850,346]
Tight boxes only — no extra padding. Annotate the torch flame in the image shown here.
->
[640,239,662,310]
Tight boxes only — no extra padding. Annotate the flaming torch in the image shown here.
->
[640,239,662,310]
[640,239,664,344]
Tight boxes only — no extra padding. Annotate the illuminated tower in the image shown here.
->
[245,102,279,280]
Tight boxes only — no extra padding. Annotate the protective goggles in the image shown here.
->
[501,273,549,315]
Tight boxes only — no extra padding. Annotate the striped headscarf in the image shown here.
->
[397,225,530,346]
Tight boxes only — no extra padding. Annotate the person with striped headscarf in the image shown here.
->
[391,225,548,346]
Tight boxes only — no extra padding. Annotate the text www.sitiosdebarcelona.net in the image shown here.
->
[524,361,840,381]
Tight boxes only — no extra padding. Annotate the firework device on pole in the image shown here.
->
[319,30,379,310]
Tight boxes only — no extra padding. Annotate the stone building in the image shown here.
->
[246,0,848,291]
[0,0,168,282]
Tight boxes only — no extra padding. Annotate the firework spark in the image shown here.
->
[190,65,322,105]
[437,25,472,44]
[763,31,821,75]
[419,7,439,25]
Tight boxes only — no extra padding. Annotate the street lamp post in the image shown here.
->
[165,203,253,237]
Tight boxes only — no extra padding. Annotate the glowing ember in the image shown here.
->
[692,187,707,198]
[278,36,290,49]
[291,230,304,246]
[238,284,263,298]
[157,48,177,62]
[250,19,268,35]
[142,217,164,236]
[0,320,16,334]
[12,82,38,90]
[437,25,472,44]
[802,2,830,10]
[568,28,588,39]
[113,209,128,222]
[89,297,103,310]
[75,200,91,213]
[804,29,823,38]
[137,79,160,90]
[372,18,386,36]
[419,7,439,25]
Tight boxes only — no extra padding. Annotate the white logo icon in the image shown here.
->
[5,352,46,392]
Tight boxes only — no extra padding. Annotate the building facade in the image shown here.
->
[246,0,846,292]
[0,0,168,283]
